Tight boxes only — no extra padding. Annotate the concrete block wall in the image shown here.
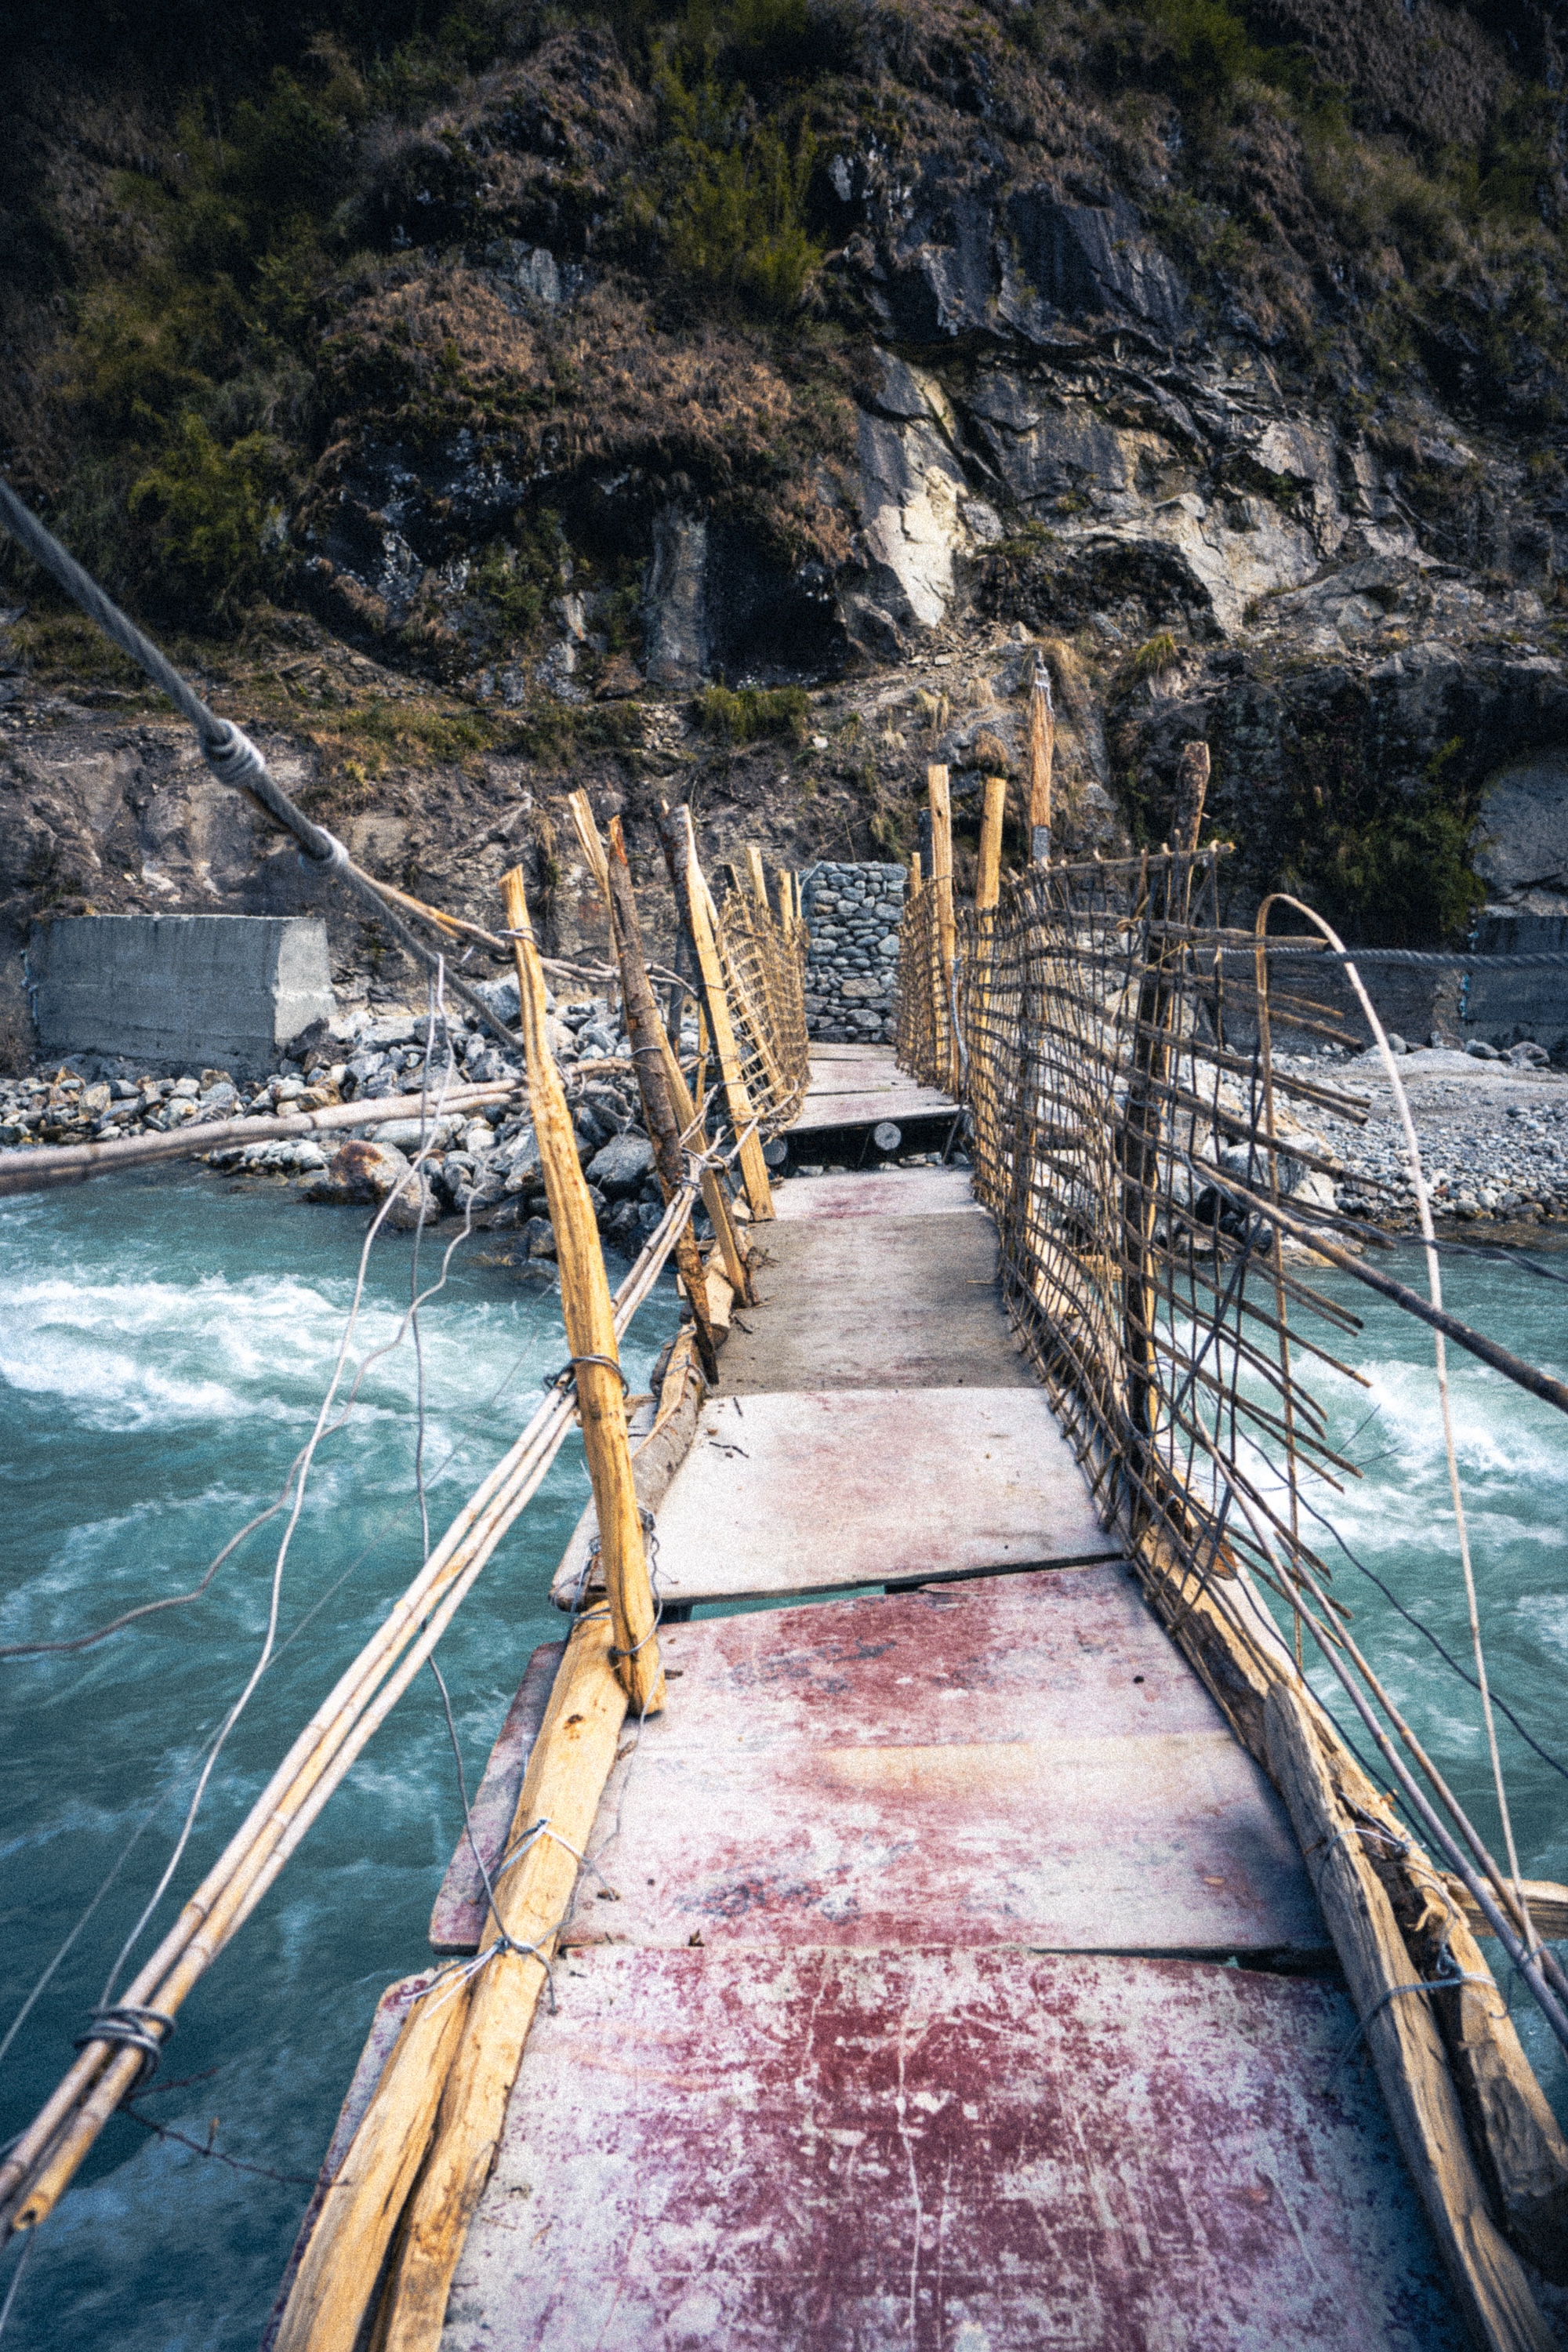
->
[29,914,336,1074]
[800,862,906,1043]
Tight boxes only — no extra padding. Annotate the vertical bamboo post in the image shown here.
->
[597,818,720,1379]
[1116,743,1209,1512]
[928,764,956,1092]
[659,807,775,1221]
[971,774,1007,1181]
[501,866,663,1715]
[773,866,793,926]
[1028,658,1054,864]
[975,775,1006,916]
[908,851,922,898]
[745,844,768,909]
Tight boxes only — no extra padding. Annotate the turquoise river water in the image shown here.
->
[0,1176,1564,2348]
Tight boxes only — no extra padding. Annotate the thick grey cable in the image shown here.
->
[0,477,522,1061]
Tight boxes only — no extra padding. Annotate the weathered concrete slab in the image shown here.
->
[792,1087,958,1133]
[29,913,334,1073]
[561,1573,1323,1955]
[429,1642,563,1954]
[444,1946,1464,2352]
[772,1168,981,1221]
[553,1388,1116,1609]
[721,1212,1031,1392]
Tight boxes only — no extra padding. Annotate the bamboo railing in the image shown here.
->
[893,773,1568,2347]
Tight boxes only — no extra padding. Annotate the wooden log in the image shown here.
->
[927,764,955,982]
[567,788,611,903]
[502,866,662,1718]
[601,815,718,1381]
[927,766,956,1095]
[774,866,794,927]
[976,775,1006,916]
[1264,1681,1555,2352]
[908,851,922,898]
[1027,659,1054,864]
[0,1080,519,1200]
[270,1962,474,2352]
[659,807,774,1221]
[365,1613,631,2352]
[557,1327,710,1610]
[745,844,768,909]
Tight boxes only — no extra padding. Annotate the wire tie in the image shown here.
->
[76,2003,176,2088]
[543,1354,629,1396]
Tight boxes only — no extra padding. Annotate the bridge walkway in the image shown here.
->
[427,1166,1466,2350]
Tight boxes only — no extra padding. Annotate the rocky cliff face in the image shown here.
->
[3,0,1568,1048]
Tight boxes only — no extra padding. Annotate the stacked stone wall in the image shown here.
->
[800,861,905,1043]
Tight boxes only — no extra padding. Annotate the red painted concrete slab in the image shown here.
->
[441,1947,1465,2352]
[551,1388,1118,1610]
[564,1573,1324,1958]
[429,1642,563,1955]
[772,1168,982,1221]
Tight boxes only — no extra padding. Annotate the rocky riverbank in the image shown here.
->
[1279,1044,1568,1231]
[6,1018,1568,1243]
[0,987,682,1259]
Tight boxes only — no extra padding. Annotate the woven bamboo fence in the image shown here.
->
[708,881,811,1138]
[897,845,1376,1611]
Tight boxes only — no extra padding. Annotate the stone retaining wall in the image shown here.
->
[800,862,905,1043]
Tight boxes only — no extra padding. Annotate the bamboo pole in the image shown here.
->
[927,765,956,1094]
[659,808,774,1220]
[502,866,662,1717]
[603,815,719,1379]
[652,1013,753,1305]
[908,851,922,898]
[745,844,768,909]
[774,866,793,927]
[1027,657,1054,864]
[281,1613,630,2352]
[1117,744,1208,1476]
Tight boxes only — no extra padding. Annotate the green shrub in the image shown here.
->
[1126,630,1180,682]
[698,683,809,743]
[126,416,285,628]
[661,118,821,314]
[1281,779,1486,947]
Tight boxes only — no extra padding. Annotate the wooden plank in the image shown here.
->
[771,1168,982,1221]
[427,1646,564,1955]
[551,1388,1119,1610]
[557,1572,1327,1958]
[1265,1680,1555,2352]
[445,1946,1467,2352]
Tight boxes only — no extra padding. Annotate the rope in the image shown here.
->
[0,477,524,1061]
